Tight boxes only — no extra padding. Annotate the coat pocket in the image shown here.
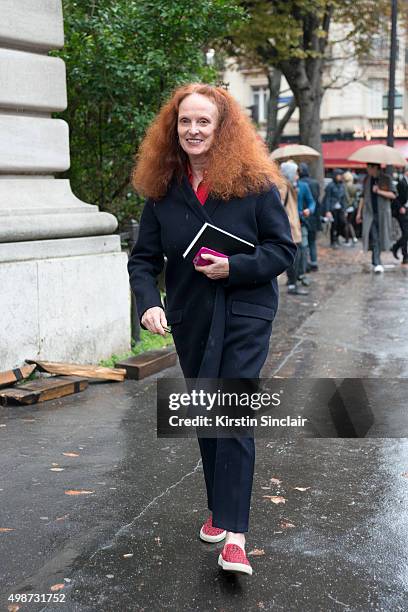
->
[165,308,183,325]
[231,300,275,321]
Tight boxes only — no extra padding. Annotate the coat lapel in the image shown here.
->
[180,175,223,224]
[180,175,211,224]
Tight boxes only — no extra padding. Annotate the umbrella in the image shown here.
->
[271,144,321,162]
[348,144,406,167]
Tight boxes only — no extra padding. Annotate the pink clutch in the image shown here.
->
[193,246,228,266]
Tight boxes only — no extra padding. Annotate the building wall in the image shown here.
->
[224,21,408,140]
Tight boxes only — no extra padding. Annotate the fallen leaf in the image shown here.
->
[7,605,20,611]
[56,514,70,521]
[293,487,310,492]
[50,583,65,592]
[270,477,282,485]
[64,490,94,496]
[123,553,134,558]
[50,468,65,472]
[280,520,295,529]
[248,548,265,556]
[0,527,15,532]
[263,495,286,504]
[63,452,79,457]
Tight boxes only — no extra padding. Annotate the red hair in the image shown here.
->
[131,83,282,200]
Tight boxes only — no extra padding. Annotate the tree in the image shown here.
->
[53,0,242,225]
[231,0,394,185]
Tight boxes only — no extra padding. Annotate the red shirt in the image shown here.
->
[187,165,209,205]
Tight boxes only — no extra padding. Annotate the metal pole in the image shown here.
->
[387,0,398,148]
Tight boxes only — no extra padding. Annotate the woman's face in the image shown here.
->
[177,93,219,161]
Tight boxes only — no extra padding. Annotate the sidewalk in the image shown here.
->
[1,241,407,612]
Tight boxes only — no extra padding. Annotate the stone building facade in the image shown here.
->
[0,1,130,369]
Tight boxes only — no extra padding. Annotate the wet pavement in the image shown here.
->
[1,240,408,612]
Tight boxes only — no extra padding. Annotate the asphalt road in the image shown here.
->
[1,241,407,612]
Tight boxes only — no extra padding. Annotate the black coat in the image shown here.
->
[128,176,296,378]
[299,176,322,232]
[394,177,408,224]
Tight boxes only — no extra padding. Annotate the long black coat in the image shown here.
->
[128,176,296,378]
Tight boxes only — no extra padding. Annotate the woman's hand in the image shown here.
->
[141,306,168,336]
[355,211,362,224]
[194,254,230,279]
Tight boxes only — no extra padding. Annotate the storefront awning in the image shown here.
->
[322,139,408,169]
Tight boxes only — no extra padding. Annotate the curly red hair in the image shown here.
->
[131,83,282,200]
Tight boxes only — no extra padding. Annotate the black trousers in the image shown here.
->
[287,242,302,285]
[395,216,408,257]
[369,215,381,265]
[330,208,345,244]
[197,306,272,533]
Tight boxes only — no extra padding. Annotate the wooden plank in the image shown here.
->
[0,376,88,406]
[116,348,177,380]
[0,364,36,388]
[25,359,126,382]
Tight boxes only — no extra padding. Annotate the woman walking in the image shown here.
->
[356,163,396,272]
[127,83,296,575]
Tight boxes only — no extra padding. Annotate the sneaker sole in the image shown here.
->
[199,527,226,543]
[218,554,253,575]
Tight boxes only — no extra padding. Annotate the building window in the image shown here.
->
[369,34,399,62]
[370,119,386,130]
[368,79,386,117]
[251,86,268,124]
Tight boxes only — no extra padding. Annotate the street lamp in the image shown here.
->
[387,0,398,147]
[382,91,403,111]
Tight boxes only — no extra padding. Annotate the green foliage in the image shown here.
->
[53,0,243,227]
[99,329,174,367]
[233,0,391,68]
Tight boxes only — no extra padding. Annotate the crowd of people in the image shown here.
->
[278,160,408,294]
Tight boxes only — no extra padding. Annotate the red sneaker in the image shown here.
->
[199,515,227,543]
[218,543,253,575]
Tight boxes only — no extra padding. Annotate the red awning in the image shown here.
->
[322,139,408,169]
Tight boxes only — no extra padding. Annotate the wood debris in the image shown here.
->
[0,364,36,388]
[0,376,88,406]
[25,359,126,382]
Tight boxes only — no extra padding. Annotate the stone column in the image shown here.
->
[0,0,130,369]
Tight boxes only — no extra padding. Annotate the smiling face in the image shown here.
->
[177,93,219,162]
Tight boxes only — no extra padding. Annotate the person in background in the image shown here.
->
[323,169,348,248]
[343,171,359,246]
[280,160,315,289]
[298,162,322,271]
[391,164,408,264]
[297,169,316,286]
[356,163,396,273]
[280,162,308,295]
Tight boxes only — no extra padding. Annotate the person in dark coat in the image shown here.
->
[323,169,348,248]
[298,162,322,270]
[391,165,408,264]
[127,83,296,575]
[356,163,396,273]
